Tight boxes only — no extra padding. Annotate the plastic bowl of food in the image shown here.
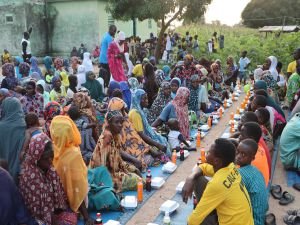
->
[120,196,137,209]
[151,177,165,189]
[162,162,177,174]
[159,200,179,214]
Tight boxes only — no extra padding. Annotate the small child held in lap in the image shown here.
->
[167,118,195,151]
[236,139,268,225]
[20,113,43,161]
[68,105,96,164]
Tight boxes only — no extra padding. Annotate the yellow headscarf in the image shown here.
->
[50,115,88,212]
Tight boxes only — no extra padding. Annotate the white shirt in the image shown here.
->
[166,36,172,51]
[21,38,31,54]
[168,130,181,149]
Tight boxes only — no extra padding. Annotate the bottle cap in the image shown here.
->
[148,169,151,173]
[97,212,101,216]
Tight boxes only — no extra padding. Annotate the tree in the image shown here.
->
[106,0,212,59]
[241,0,300,28]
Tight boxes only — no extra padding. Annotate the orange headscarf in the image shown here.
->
[50,115,88,212]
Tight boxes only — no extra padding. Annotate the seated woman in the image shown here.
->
[43,101,62,138]
[108,97,163,171]
[146,81,172,124]
[152,87,190,139]
[0,166,37,225]
[82,71,104,102]
[129,89,170,157]
[170,77,181,99]
[90,110,142,192]
[19,133,76,225]
[50,116,93,225]
[49,76,67,106]
[280,113,300,172]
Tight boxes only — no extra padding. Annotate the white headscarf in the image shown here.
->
[254,68,264,81]
[82,52,93,73]
[76,65,86,89]
[268,56,279,81]
[115,31,126,52]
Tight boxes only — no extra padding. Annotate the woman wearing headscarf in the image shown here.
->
[265,56,279,81]
[152,87,190,139]
[72,92,98,152]
[254,80,285,118]
[14,56,24,79]
[76,64,86,89]
[108,98,162,170]
[36,80,50,107]
[120,81,131,108]
[0,167,37,225]
[143,63,159,108]
[63,58,70,73]
[108,80,121,98]
[162,65,171,81]
[107,31,127,82]
[20,81,44,117]
[54,57,69,88]
[19,133,76,225]
[146,81,172,124]
[0,97,26,180]
[71,56,79,75]
[50,116,93,224]
[43,101,62,138]
[155,69,165,87]
[170,77,181,99]
[129,89,170,156]
[29,56,42,80]
[66,75,78,99]
[90,110,142,192]
[128,77,140,94]
[49,76,67,105]
[19,62,31,86]
[82,71,104,102]
[43,56,54,74]
[82,52,93,73]
[1,63,19,90]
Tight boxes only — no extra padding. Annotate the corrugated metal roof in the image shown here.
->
[259,26,300,32]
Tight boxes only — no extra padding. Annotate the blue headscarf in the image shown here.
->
[43,56,54,72]
[130,89,170,155]
[108,81,121,98]
[120,81,131,108]
[162,65,171,81]
[14,56,24,79]
[29,57,42,80]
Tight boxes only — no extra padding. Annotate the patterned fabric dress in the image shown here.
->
[20,93,44,117]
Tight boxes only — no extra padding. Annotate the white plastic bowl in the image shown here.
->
[104,220,121,225]
[159,200,179,213]
[221,133,230,138]
[176,181,185,193]
[200,125,210,132]
[151,177,165,189]
[234,114,241,120]
[162,162,177,174]
[234,97,239,101]
[212,119,218,125]
[176,150,190,159]
[120,196,137,209]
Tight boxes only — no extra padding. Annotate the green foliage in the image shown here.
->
[241,0,300,28]
[176,24,300,72]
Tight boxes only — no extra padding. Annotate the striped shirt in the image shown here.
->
[239,165,268,225]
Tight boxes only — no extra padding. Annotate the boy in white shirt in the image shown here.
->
[238,51,251,85]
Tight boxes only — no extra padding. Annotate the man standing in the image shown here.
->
[21,27,32,63]
[99,25,117,88]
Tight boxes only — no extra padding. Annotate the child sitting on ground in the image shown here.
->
[19,113,43,161]
[236,139,268,225]
[167,118,195,151]
[255,108,274,156]
[68,105,96,164]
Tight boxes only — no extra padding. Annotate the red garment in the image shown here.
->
[171,87,190,139]
[20,93,44,118]
[107,42,127,82]
[171,64,201,81]
[19,133,68,225]
[259,137,271,176]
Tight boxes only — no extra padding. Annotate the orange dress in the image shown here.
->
[252,144,270,186]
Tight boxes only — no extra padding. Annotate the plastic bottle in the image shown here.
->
[201,148,206,163]
[137,178,143,203]
[146,169,152,192]
[230,112,234,120]
[94,213,103,225]
[223,98,227,108]
[163,211,171,225]
[207,116,212,128]
[236,107,240,115]
[232,92,235,101]
[230,121,235,134]
[180,143,184,161]
[196,129,201,150]
[171,150,177,164]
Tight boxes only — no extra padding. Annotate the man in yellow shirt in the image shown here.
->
[182,138,254,225]
[287,48,300,78]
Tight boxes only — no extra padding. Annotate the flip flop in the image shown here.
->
[270,184,282,199]
[293,183,300,192]
[279,191,295,205]
[283,215,300,225]
[265,213,276,225]
[287,209,300,217]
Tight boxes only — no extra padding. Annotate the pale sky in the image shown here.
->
[205,0,251,26]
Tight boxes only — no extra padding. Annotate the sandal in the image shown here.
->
[287,209,300,217]
[279,191,295,205]
[283,215,300,225]
[293,183,300,192]
[270,184,282,199]
[265,213,276,225]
